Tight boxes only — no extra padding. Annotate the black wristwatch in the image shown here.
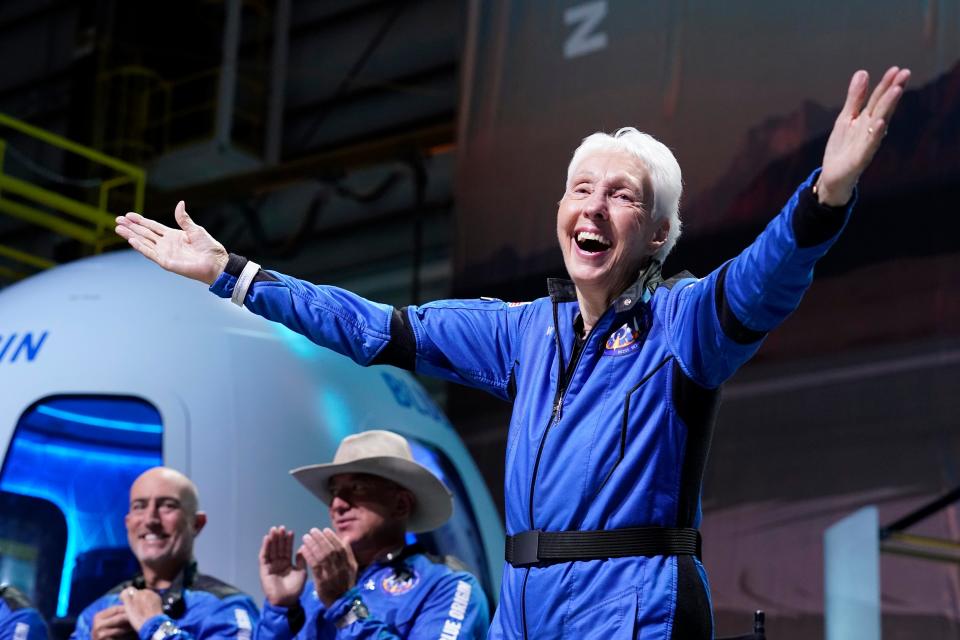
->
[150,620,181,640]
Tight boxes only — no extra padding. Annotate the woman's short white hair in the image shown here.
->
[566,127,682,262]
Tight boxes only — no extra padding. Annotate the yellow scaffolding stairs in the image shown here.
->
[0,112,145,282]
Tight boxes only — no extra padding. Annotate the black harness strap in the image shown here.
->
[505,527,701,567]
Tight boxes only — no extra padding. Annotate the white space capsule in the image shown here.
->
[0,251,502,624]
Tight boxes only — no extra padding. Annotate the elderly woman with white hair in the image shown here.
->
[116,67,910,639]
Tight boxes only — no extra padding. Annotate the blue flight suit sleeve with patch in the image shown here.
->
[135,594,258,640]
[71,580,258,640]
[0,594,48,640]
[209,175,845,398]
[253,554,488,640]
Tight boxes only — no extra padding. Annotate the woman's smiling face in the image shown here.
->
[557,149,667,302]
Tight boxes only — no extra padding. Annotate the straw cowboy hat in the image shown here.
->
[290,430,453,533]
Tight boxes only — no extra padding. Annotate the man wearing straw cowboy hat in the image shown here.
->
[254,430,489,640]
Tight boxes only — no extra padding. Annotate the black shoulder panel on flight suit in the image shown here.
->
[0,585,33,611]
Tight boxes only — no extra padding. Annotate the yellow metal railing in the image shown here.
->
[96,64,266,163]
[0,112,146,278]
[95,65,172,161]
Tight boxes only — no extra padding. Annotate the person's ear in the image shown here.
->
[393,491,415,520]
[192,511,207,535]
[648,218,669,252]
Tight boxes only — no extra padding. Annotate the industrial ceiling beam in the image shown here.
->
[145,121,454,213]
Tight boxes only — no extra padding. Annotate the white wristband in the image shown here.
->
[231,260,261,307]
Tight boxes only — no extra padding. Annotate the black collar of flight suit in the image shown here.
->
[128,561,197,618]
[546,259,665,314]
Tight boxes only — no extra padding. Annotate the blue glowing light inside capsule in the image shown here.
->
[35,404,162,434]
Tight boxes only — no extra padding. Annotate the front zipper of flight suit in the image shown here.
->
[528,301,594,527]
[521,300,598,639]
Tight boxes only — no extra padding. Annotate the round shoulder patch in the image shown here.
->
[604,322,641,356]
[381,568,420,595]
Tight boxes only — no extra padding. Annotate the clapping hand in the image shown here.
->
[299,527,359,608]
[259,526,308,608]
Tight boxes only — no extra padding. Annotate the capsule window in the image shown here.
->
[0,395,163,621]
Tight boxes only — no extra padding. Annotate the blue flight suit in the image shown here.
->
[71,564,259,640]
[254,546,488,639]
[211,170,852,638]
[0,585,48,640]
